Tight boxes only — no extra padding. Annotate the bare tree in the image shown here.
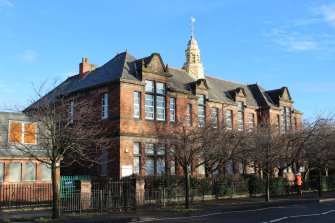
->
[10,83,112,219]
[154,113,221,208]
[303,115,335,197]
[246,124,287,202]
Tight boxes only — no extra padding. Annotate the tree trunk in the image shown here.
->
[52,165,60,219]
[184,166,190,209]
[265,172,270,202]
[319,167,322,198]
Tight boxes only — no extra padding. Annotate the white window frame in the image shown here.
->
[0,162,4,182]
[133,143,141,175]
[8,121,37,145]
[156,96,166,121]
[226,110,233,130]
[24,162,36,182]
[145,144,165,176]
[145,80,166,121]
[170,97,176,122]
[134,92,141,119]
[211,107,218,128]
[145,80,154,93]
[198,105,205,127]
[101,93,108,119]
[145,94,154,120]
[156,82,165,95]
[68,100,74,123]
[9,162,22,182]
[248,113,254,131]
[237,111,244,131]
[41,163,52,181]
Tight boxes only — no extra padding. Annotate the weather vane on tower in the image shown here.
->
[191,17,195,38]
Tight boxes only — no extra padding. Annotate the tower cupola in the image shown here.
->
[182,17,205,80]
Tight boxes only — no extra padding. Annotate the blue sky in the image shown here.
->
[0,0,335,120]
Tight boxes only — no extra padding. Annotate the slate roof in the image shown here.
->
[63,52,139,94]
[27,51,293,111]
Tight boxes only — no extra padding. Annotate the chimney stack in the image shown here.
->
[79,57,97,79]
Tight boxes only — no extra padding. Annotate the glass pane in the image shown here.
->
[156,82,165,95]
[24,162,36,181]
[9,163,21,182]
[198,106,205,127]
[145,144,154,155]
[24,123,36,144]
[226,110,232,129]
[156,145,165,155]
[238,111,243,131]
[133,157,140,175]
[41,163,51,181]
[134,92,140,118]
[197,95,205,105]
[146,158,154,176]
[100,149,108,176]
[10,122,22,143]
[226,160,233,174]
[145,94,154,119]
[157,158,165,176]
[133,143,140,155]
[170,98,175,122]
[145,80,154,92]
[170,160,176,175]
[156,96,165,121]
[237,101,244,111]
[211,108,218,127]
[101,93,108,118]
[0,163,4,182]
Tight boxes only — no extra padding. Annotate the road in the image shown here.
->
[136,202,335,223]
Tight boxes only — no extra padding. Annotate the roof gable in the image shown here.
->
[142,53,168,74]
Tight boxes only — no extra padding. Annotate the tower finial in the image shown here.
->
[191,17,195,38]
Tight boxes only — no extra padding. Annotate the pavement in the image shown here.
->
[1,191,335,223]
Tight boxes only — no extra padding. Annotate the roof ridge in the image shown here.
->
[205,75,247,86]
[168,66,187,72]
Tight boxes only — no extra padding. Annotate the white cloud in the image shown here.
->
[265,3,335,54]
[312,3,335,28]
[266,28,318,52]
[17,50,38,63]
[0,0,13,8]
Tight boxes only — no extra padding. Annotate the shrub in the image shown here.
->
[213,176,235,198]
[190,176,212,195]
[270,177,287,196]
[248,174,264,196]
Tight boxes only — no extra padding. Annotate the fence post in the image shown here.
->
[100,190,103,212]
[75,179,91,211]
[135,177,145,206]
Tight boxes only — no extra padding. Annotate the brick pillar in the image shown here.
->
[76,179,92,210]
[135,177,145,206]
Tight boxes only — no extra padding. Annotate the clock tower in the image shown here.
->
[182,18,205,80]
